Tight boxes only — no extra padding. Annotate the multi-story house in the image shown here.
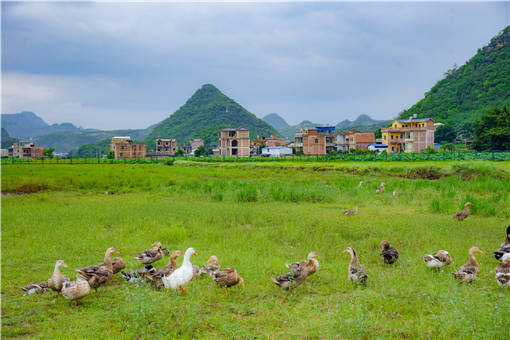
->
[252,134,288,148]
[110,137,146,159]
[294,126,336,155]
[156,138,178,156]
[219,128,250,157]
[337,130,375,151]
[381,115,435,153]
[8,142,44,159]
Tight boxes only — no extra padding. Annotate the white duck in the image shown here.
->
[162,247,198,295]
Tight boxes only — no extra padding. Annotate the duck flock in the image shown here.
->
[20,183,510,307]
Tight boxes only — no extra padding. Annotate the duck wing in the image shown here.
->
[135,248,162,264]
[381,248,399,264]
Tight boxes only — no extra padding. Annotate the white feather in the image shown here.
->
[162,248,196,289]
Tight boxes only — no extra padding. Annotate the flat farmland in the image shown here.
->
[1,161,509,338]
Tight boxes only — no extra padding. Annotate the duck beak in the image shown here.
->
[193,252,198,256]
[62,263,68,268]
[479,250,483,254]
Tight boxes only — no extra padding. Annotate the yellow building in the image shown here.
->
[218,128,250,157]
[381,116,434,153]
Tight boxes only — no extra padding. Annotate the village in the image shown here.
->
[5,114,441,159]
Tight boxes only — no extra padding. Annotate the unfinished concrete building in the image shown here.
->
[219,128,250,157]
[8,142,44,159]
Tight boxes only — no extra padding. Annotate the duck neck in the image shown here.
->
[350,252,360,267]
[169,254,178,267]
[469,252,479,268]
[104,251,113,269]
[52,264,62,280]
[183,254,192,267]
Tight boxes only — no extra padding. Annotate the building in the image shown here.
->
[190,139,204,153]
[368,143,388,154]
[261,146,293,157]
[218,128,250,157]
[1,149,8,157]
[381,115,435,153]
[155,139,178,156]
[252,134,288,148]
[337,130,375,151]
[8,142,44,159]
[294,126,336,155]
[110,136,146,159]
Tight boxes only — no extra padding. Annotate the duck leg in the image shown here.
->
[73,300,78,307]
[179,285,187,295]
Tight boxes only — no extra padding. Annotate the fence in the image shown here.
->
[2,151,510,165]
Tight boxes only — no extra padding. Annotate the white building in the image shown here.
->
[368,143,388,154]
[261,146,293,157]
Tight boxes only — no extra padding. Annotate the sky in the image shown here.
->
[2,1,509,130]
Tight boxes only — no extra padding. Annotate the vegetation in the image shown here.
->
[435,124,457,143]
[1,161,509,338]
[261,113,290,130]
[398,26,510,134]
[69,139,111,158]
[472,105,510,151]
[42,147,55,158]
[194,146,212,157]
[1,111,80,139]
[146,84,278,149]
[1,128,18,149]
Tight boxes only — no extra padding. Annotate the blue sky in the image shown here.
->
[2,1,509,129]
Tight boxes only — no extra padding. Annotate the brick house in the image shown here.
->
[337,130,375,151]
[8,142,44,159]
[110,137,146,159]
[294,126,336,155]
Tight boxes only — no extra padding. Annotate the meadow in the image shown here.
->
[1,160,509,338]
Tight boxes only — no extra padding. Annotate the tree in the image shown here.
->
[434,124,456,143]
[194,146,212,157]
[456,122,474,139]
[472,106,510,151]
[107,150,115,159]
[374,128,382,139]
[43,147,55,158]
[175,149,185,156]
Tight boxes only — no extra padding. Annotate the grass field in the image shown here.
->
[1,161,509,338]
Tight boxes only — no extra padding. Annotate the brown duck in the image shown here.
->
[135,241,170,265]
[145,250,184,288]
[380,241,399,264]
[76,248,119,290]
[344,247,368,284]
[494,225,510,261]
[452,202,473,221]
[452,247,482,283]
[213,267,245,289]
[22,260,69,295]
[495,253,510,287]
[343,206,359,216]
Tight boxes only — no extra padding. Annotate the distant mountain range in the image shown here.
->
[262,113,390,140]
[1,111,94,139]
[146,84,278,149]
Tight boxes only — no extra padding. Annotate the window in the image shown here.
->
[400,133,404,139]
[391,135,393,140]
[315,138,319,143]
[383,135,386,140]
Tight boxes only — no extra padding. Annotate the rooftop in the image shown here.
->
[221,127,249,131]
[395,118,432,123]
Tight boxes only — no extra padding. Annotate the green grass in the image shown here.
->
[2,161,509,338]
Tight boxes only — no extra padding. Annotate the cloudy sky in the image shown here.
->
[2,1,509,129]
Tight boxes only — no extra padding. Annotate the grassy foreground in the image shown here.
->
[1,161,509,338]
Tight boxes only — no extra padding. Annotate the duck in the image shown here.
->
[22,260,69,295]
[422,250,452,268]
[286,251,320,278]
[213,267,245,289]
[380,241,399,264]
[135,242,170,265]
[376,182,385,194]
[162,247,198,295]
[48,260,70,293]
[357,181,363,189]
[21,281,49,295]
[121,265,157,283]
[144,250,184,288]
[343,247,368,284]
[199,256,221,277]
[452,247,483,283]
[494,225,510,261]
[76,247,119,291]
[62,276,91,307]
[112,257,126,275]
[495,252,510,287]
[343,206,359,216]
[452,202,473,221]
[272,262,307,291]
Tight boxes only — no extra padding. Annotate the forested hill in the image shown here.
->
[145,84,278,149]
[398,26,510,130]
